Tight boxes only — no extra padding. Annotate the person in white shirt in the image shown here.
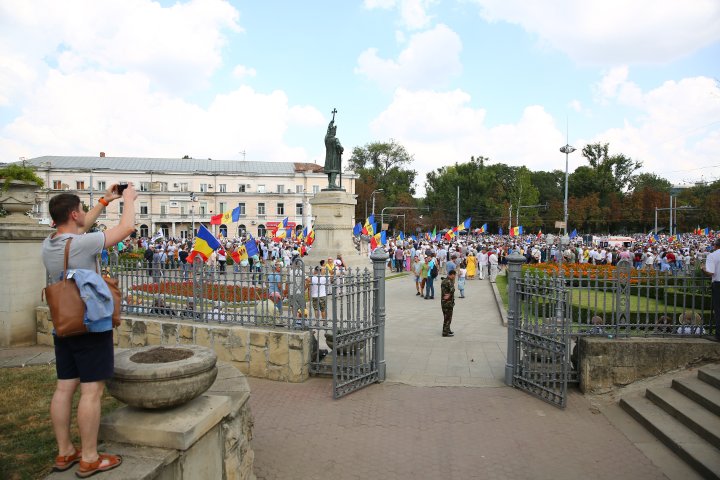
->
[477,248,488,280]
[307,266,328,319]
[704,238,720,341]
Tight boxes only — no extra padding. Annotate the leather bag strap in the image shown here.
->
[62,237,73,278]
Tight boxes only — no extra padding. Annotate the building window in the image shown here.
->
[296,185,304,193]
[180,204,187,215]
[139,182,150,192]
[277,203,284,215]
[139,224,149,238]
[52,180,62,190]
[140,202,149,215]
[238,203,246,216]
[296,203,303,216]
[160,203,168,215]
[238,184,246,193]
[199,202,208,215]
[219,184,227,193]
[257,224,266,237]
[159,182,168,192]
[76,181,85,190]
[178,182,189,191]
[276,184,284,194]
[312,185,320,194]
[257,184,265,193]
[200,183,208,193]
[257,203,265,216]
[97,181,106,191]
[219,202,227,213]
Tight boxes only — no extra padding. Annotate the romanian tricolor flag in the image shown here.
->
[537,229,542,238]
[187,225,221,263]
[509,226,523,237]
[273,217,289,241]
[370,231,387,250]
[397,231,404,241]
[478,223,487,234]
[444,229,456,241]
[297,227,305,242]
[306,228,315,246]
[456,217,471,231]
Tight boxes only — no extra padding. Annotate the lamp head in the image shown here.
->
[560,145,576,154]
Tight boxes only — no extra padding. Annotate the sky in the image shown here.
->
[1,0,719,196]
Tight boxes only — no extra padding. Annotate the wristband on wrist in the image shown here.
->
[98,197,109,207]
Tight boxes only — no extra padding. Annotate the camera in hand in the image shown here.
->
[114,182,129,195]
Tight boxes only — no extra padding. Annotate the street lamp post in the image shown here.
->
[560,144,576,235]
[189,193,198,237]
[371,189,384,217]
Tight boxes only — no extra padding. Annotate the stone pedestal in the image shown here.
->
[0,211,51,347]
[304,190,369,270]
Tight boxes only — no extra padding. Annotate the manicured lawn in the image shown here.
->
[496,274,509,310]
[0,365,122,480]
[569,288,709,315]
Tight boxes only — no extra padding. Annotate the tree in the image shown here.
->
[348,139,418,223]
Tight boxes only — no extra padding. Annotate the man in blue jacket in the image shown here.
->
[42,183,137,477]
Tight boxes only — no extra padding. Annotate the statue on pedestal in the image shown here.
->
[323,108,344,191]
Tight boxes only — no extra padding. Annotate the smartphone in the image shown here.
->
[114,182,129,195]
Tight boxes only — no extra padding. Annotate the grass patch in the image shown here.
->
[0,365,122,480]
[569,288,710,314]
[496,274,509,310]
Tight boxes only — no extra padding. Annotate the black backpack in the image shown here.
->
[430,262,438,278]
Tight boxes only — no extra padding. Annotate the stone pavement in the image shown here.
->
[1,271,700,479]
[384,271,507,387]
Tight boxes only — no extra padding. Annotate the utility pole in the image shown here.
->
[456,185,460,226]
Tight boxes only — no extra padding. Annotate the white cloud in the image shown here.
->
[355,24,462,90]
[370,89,564,193]
[0,0,241,102]
[584,73,720,182]
[232,65,257,79]
[0,69,325,164]
[470,0,720,64]
[569,100,583,113]
[363,0,436,30]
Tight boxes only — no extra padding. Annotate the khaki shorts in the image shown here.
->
[311,297,327,312]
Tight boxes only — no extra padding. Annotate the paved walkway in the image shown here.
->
[384,271,507,387]
[2,272,699,479]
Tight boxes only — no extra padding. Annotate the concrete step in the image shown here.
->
[620,395,720,480]
[646,386,720,449]
[673,376,720,417]
[699,364,720,390]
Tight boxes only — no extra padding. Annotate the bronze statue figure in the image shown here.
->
[324,108,344,190]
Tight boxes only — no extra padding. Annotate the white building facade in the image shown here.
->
[26,155,356,239]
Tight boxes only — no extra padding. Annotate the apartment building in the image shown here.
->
[25,155,356,239]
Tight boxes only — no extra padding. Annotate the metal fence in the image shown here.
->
[506,255,715,407]
[106,255,387,397]
[517,260,713,338]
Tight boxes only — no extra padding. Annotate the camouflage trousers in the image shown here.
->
[442,307,453,334]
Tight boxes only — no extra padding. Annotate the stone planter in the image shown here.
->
[107,345,218,409]
[0,180,39,224]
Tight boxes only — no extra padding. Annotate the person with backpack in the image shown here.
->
[425,253,438,299]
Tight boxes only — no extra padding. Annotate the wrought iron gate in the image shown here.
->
[330,267,379,399]
[512,274,570,408]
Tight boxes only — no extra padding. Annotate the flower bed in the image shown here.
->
[130,281,288,302]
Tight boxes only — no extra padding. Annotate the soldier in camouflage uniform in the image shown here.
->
[441,270,456,337]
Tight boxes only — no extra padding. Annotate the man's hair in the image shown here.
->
[714,238,720,248]
[448,269,457,276]
[49,193,81,225]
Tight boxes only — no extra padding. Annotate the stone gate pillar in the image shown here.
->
[0,183,52,346]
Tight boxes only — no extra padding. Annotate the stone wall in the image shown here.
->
[36,306,311,383]
[578,337,720,394]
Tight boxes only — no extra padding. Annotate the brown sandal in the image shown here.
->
[75,453,122,478]
[53,448,82,471]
